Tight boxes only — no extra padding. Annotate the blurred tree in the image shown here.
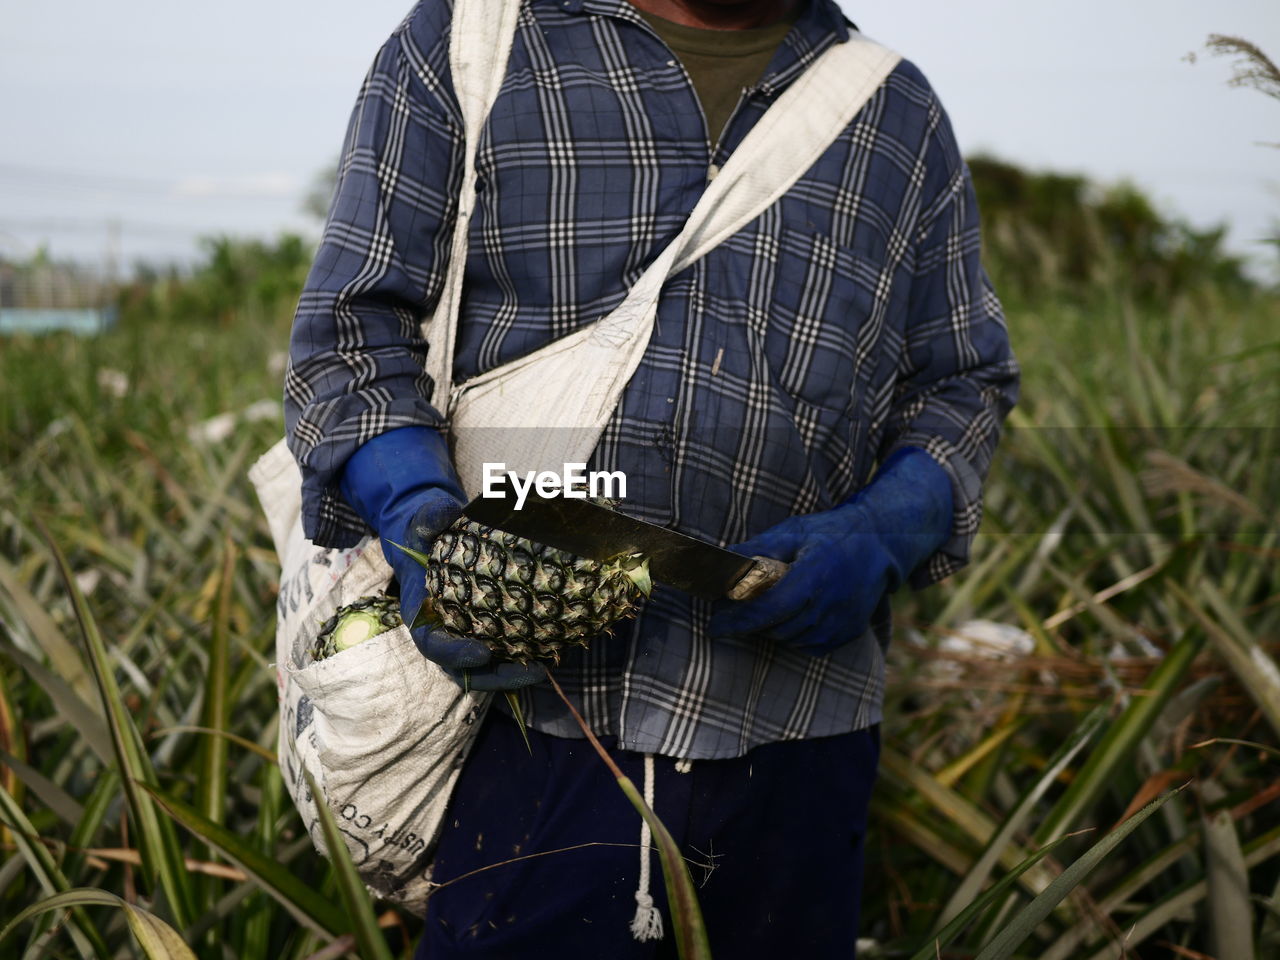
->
[967,155,1251,304]
[116,235,312,328]
[303,160,340,223]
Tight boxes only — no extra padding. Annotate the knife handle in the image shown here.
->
[727,556,789,601]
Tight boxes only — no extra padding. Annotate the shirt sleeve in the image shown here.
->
[284,7,464,548]
[880,95,1021,587]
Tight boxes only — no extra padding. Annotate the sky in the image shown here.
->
[2,0,1278,278]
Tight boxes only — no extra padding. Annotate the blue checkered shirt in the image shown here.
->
[285,0,1019,759]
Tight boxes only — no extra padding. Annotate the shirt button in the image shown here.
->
[707,164,720,182]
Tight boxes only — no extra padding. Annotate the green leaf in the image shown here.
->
[973,786,1183,960]
[0,746,85,827]
[935,704,1107,930]
[0,553,97,705]
[874,797,974,876]
[1077,825,1280,960]
[504,691,532,755]
[879,747,1049,898]
[193,542,235,960]
[303,770,394,960]
[1034,633,1204,844]
[1148,674,1222,748]
[197,542,235,831]
[388,540,432,569]
[909,834,1072,960]
[616,775,714,960]
[1,643,113,767]
[150,725,278,765]
[39,521,199,930]
[64,768,120,884]
[880,747,1004,848]
[0,888,196,959]
[127,902,200,959]
[139,783,344,939]
[243,762,286,957]
[1040,828,1202,960]
[1192,737,1280,761]
[1261,865,1280,953]
[1201,780,1255,960]
[0,783,111,959]
[1173,578,1280,740]
[545,673,712,960]
[972,636,1205,946]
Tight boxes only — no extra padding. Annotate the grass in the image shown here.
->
[0,227,1278,957]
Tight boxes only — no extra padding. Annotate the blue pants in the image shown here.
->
[417,709,878,959]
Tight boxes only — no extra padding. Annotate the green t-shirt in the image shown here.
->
[637,7,799,150]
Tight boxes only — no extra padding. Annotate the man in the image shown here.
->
[285,0,1018,956]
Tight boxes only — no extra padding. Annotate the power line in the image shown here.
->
[0,163,305,201]
[0,216,202,238]
[0,162,178,191]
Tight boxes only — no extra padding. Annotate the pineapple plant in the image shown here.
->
[406,513,652,666]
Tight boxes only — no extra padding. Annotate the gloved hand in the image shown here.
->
[339,426,546,691]
[708,446,954,655]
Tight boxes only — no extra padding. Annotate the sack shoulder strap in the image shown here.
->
[587,32,901,347]
[673,33,900,273]
[424,0,523,405]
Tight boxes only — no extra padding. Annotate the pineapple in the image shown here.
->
[408,515,652,666]
[312,595,402,661]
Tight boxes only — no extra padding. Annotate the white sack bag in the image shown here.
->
[246,0,519,911]
[250,439,490,914]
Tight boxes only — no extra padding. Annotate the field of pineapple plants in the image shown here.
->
[1,164,1278,959]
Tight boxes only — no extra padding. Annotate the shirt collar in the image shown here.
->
[545,1,853,95]
[758,0,852,96]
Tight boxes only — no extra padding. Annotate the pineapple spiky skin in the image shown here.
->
[312,595,403,661]
[421,517,651,666]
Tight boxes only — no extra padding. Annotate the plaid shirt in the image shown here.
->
[285,0,1019,759]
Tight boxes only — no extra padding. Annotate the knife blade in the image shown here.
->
[462,483,787,601]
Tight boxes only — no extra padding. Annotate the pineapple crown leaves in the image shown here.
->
[388,539,432,569]
[607,553,653,598]
[387,539,438,629]
[387,539,468,635]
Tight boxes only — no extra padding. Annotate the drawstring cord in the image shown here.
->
[629,754,693,941]
[630,753,664,941]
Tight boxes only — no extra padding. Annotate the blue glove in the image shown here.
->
[708,447,954,655]
[339,426,546,691]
